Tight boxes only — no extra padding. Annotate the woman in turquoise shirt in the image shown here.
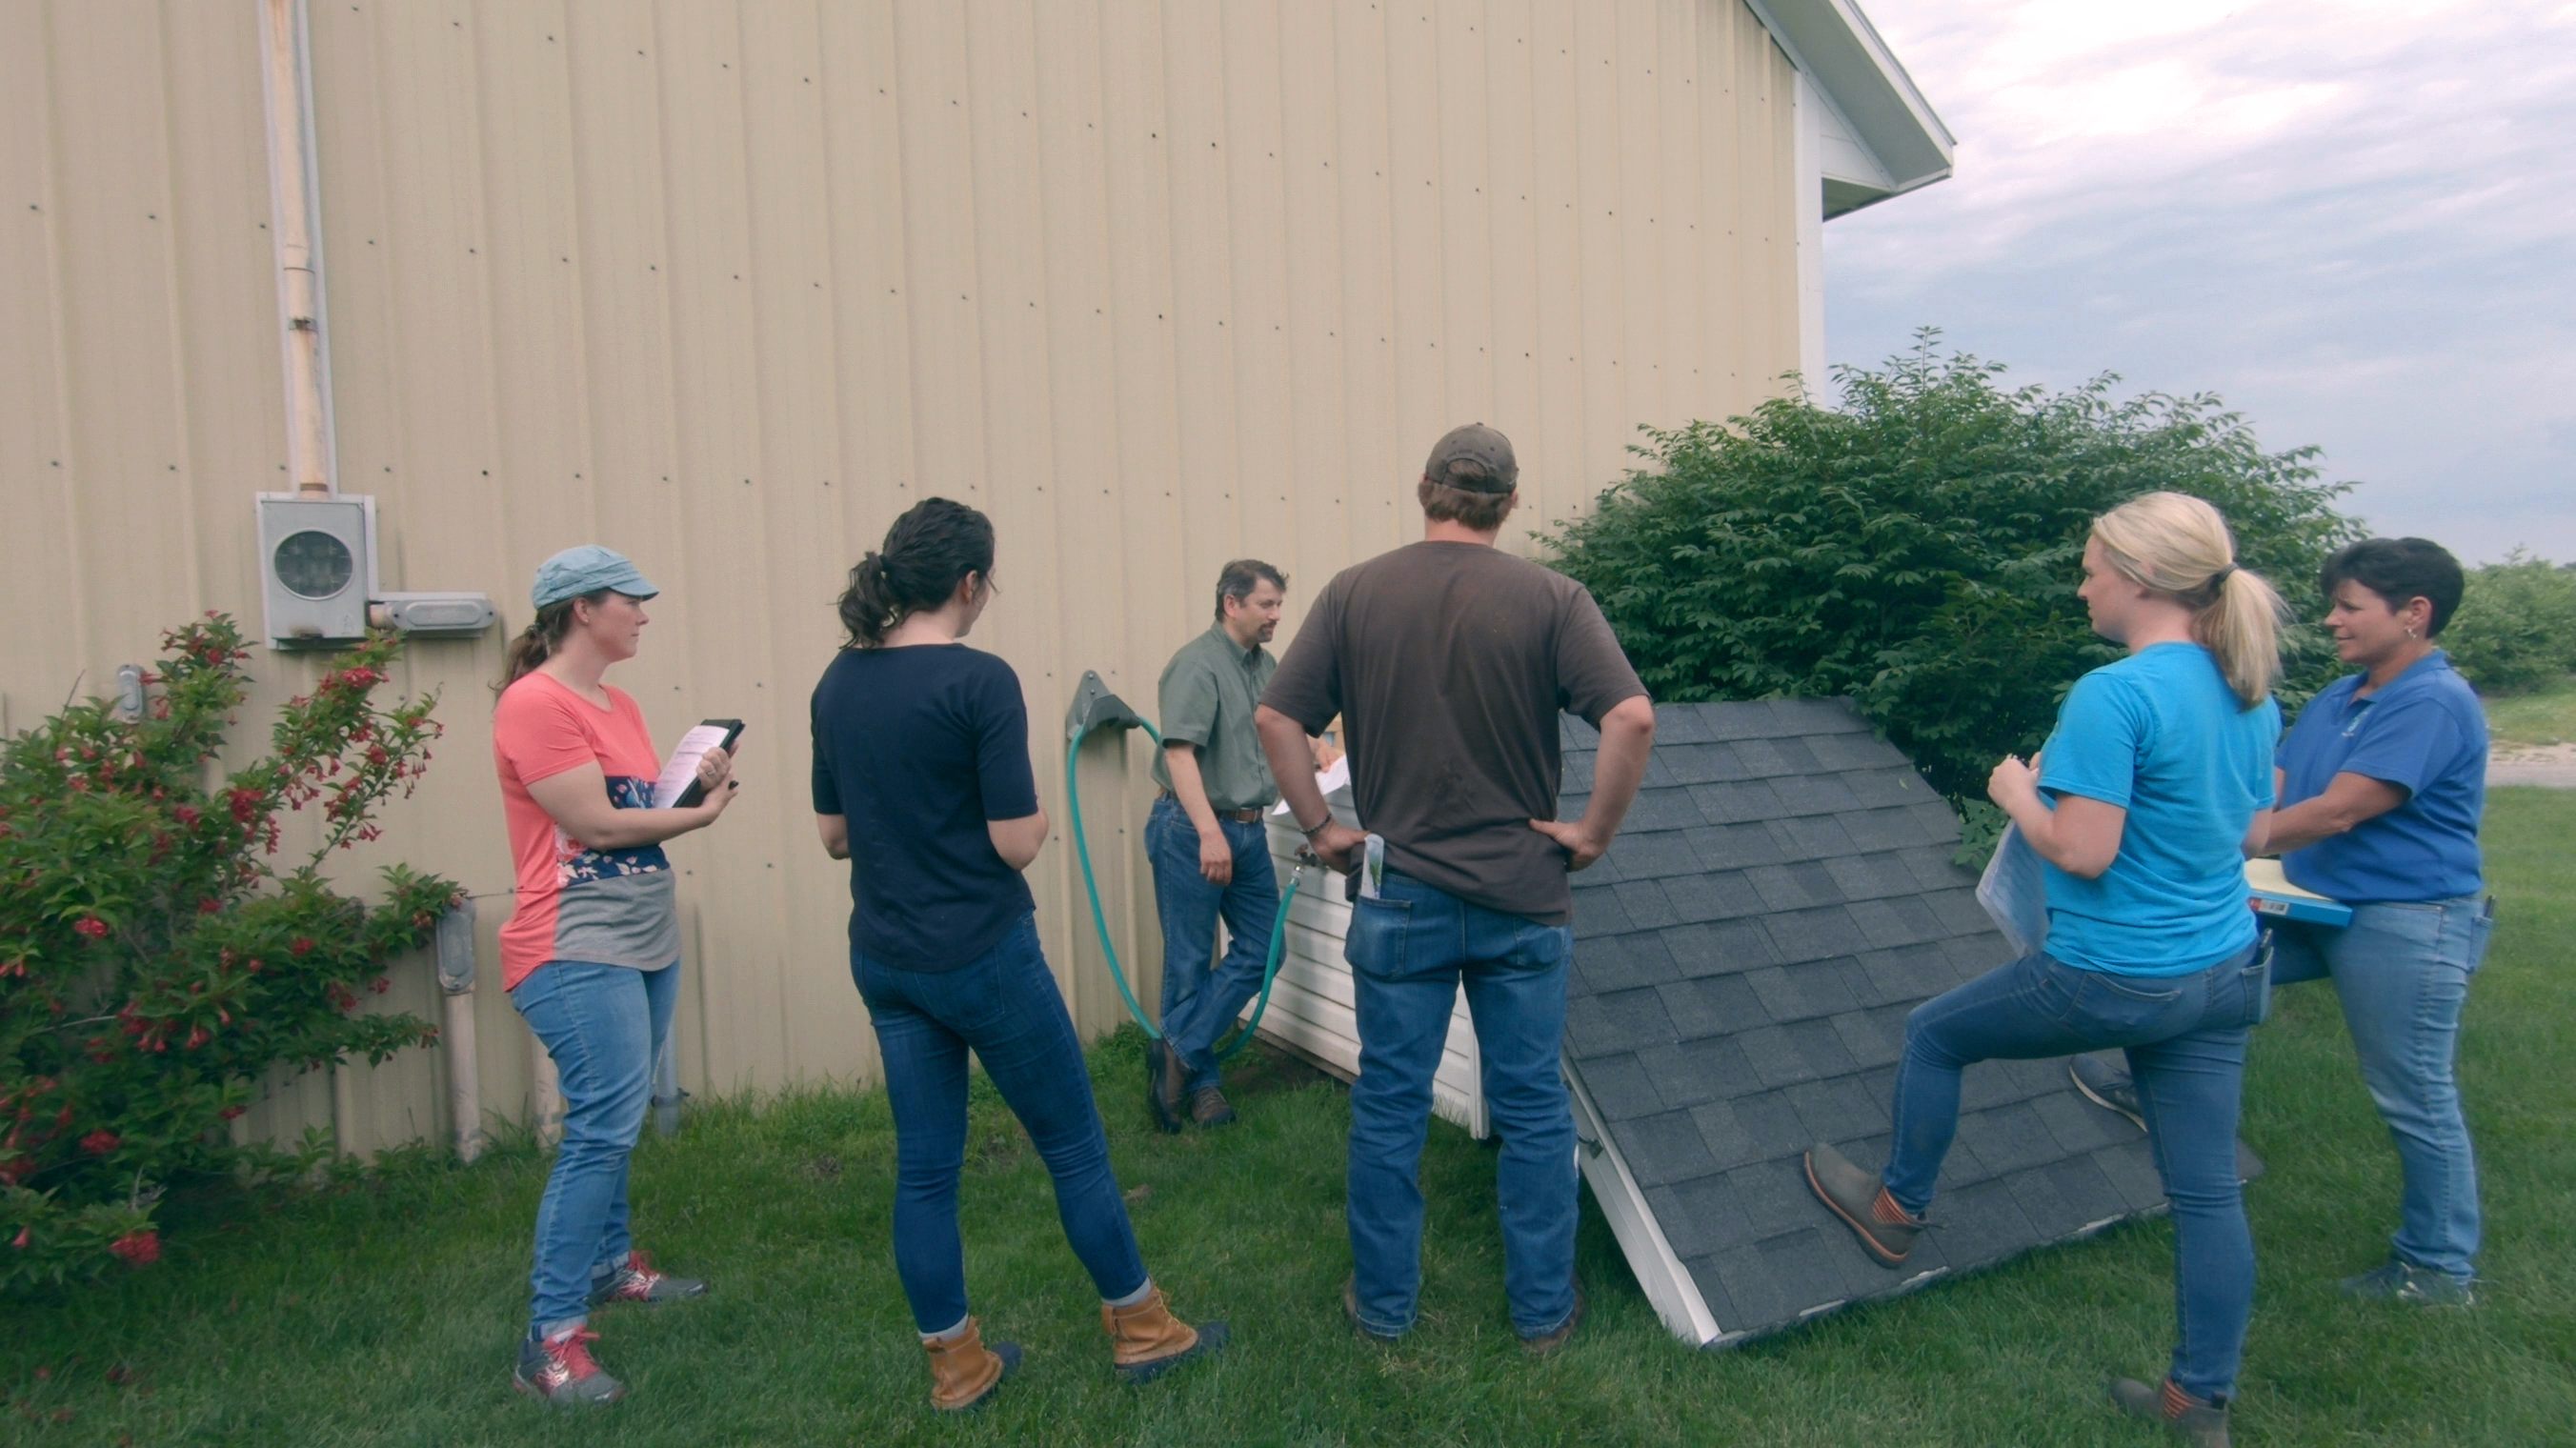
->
[2267,537,2491,1306]
[1806,493,2282,1448]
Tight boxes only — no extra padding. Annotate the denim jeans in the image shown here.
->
[1144,794,1281,1092]
[511,957,681,1337]
[2271,895,2492,1281]
[1343,869,1579,1339]
[854,912,1149,1333]
[1882,942,2270,1402]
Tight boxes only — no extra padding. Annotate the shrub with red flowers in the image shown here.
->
[0,615,460,1289]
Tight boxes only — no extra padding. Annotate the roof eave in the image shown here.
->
[1746,0,1957,211]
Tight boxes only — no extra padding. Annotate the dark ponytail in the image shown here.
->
[496,590,611,694]
[837,497,996,648]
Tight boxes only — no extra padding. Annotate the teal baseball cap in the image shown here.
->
[532,545,659,609]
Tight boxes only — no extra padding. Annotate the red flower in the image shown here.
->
[185,1026,210,1050]
[218,1105,245,1121]
[174,805,200,827]
[228,787,263,824]
[80,1130,119,1156]
[73,916,110,940]
[369,976,390,995]
[290,937,314,957]
[198,897,222,915]
[10,1225,27,1249]
[107,1231,159,1267]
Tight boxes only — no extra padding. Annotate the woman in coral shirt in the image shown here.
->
[490,545,738,1408]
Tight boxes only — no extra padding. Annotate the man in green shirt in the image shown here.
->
[1144,559,1291,1133]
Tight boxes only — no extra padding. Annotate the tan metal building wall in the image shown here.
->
[0,0,1803,1156]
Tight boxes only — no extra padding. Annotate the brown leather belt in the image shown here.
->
[1157,790,1267,825]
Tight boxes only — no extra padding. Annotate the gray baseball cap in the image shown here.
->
[1422,423,1519,493]
[532,545,659,609]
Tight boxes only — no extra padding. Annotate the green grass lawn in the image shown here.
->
[8,791,2571,1446]
[2485,676,2576,750]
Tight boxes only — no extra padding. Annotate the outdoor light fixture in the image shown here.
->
[255,493,494,648]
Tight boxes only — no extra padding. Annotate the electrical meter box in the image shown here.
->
[256,493,376,647]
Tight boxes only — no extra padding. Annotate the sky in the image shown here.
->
[1824,0,2576,565]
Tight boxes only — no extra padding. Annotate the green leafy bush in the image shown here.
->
[1547,336,2361,806]
[2441,551,2576,695]
[0,615,460,1289]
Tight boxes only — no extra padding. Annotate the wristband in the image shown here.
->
[1297,814,1333,837]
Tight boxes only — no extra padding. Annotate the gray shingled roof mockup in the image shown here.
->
[1557,698,2175,1349]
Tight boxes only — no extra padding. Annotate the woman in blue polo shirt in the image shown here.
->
[2265,537,2492,1306]
[1805,493,2284,1445]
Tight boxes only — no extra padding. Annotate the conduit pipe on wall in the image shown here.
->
[257,0,333,498]
[434,903,484,1163]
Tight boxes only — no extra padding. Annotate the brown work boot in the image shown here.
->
[1804,1141,1923,1266]
[922,1317,1021,1412]
[2109,1376,2231,1447]
[1341,1276,1401,1344]
[1519,1283,1586,1356]
[1146,1039,1187,1135]
[1102,1284,1229,1383]
[1190,1085,1238,1128]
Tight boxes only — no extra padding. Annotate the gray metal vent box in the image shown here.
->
[256,493,376,648]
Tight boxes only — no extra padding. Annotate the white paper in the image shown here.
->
[1271,754,1352,813]
[1976,822,2049,959]
[652,724,733,808]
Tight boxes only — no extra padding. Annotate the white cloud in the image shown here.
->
[1827,0,2576,563]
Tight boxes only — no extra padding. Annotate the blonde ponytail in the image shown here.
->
[2090,492,2287,710]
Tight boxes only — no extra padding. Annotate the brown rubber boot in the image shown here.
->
[922,1317,1020,1412]
[1102,1285,1229,1383]
[2109,1376,2231,1448]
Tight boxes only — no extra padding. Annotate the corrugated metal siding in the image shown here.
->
[0,0,1803,1156]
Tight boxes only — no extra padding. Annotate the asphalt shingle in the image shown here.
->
[1560,697,2211,1349]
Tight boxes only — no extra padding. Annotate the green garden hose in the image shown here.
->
[1063,700,1302,1063]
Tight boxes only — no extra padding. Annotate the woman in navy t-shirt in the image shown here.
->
[1805,493,2283,1444]
[2265,538,2491,1306]
[809,497,1224,1411]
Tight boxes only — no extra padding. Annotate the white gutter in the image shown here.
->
[256,0,336,497]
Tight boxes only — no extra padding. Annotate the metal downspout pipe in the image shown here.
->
[260,0,491,1161]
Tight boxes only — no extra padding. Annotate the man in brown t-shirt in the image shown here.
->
[1256,422,1656,1350]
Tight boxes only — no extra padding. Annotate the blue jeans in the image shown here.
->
[511,957,681,1337]
[1343,869,1579,1339]
[1145,794,1281,1092]
[1882,942,2270,1402]
[2271,895,2492,1281]
[854,913,1149,1334]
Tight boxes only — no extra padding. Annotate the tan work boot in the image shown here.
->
[1101,1285,1229,1383]
[922,1317,1020,1412]
[2109,1376,2230,1448]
